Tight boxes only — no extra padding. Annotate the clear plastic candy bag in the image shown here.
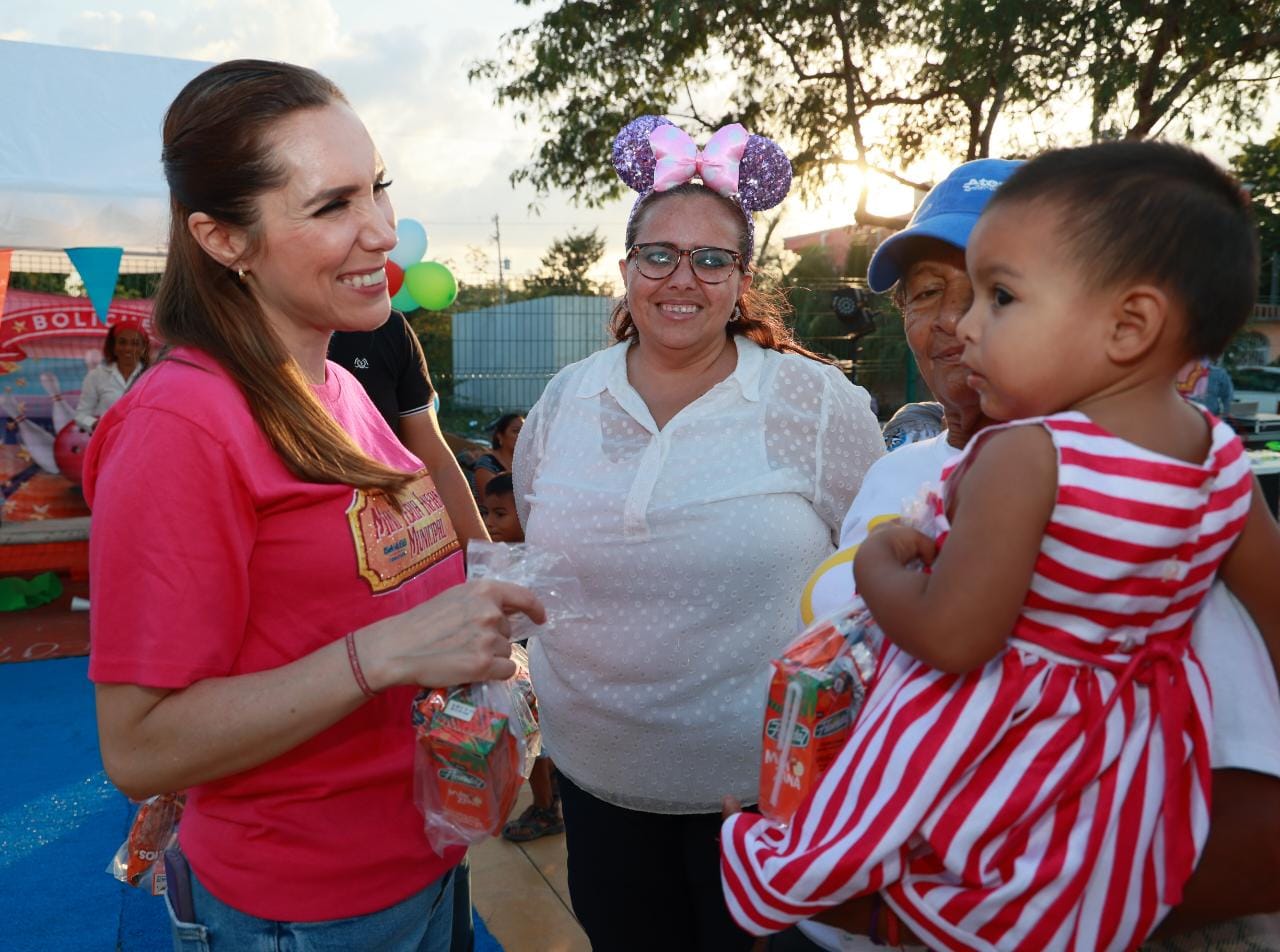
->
[758,604,878,826]
[106,792,184,895]
[412,644,541,852]
[465,540,588,642]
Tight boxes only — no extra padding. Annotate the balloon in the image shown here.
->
[404,262,458,311]
[390,285,419,312]
[53,421,91,485]
[389,218,428,268]
[386,261,405,296]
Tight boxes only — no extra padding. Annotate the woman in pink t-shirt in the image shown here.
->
[86,60,543,952]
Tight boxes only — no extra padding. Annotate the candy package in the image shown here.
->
[413,644,541,852]
[759,605,878,826]
[107,792,184,895]
[465,541,588,642]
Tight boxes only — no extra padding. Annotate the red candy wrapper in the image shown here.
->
[759,605,878,826]
[413,644,540,851]
[107,792,185,895]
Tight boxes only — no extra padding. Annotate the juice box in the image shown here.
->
[758,607,877,825]
[416,697,520,840]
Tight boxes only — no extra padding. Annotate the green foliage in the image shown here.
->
[523,228,613,297]
[1233,130,1280,300]
[8,272,69,294]
[8,271,162,299]
[854,296,914,417]
[1225,329,1270,368]
[407,307,454,400]
[784,245,840,339]
[115,273,161,300]
[475,0,1280,225]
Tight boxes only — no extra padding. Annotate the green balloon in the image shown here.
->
[390,285,419,312]
[404,261,458,311]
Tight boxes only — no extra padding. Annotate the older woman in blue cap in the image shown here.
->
[792,159,1280,950]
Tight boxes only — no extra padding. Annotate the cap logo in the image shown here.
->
[962,178,1003,192]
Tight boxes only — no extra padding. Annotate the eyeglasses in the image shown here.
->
[627,243,743,284]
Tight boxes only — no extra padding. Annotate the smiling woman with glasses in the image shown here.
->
[510,116,885,950]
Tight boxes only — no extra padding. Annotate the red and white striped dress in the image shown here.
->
[722,411,1254,951]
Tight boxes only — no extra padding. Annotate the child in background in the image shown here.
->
[480,472,523,544]
[722,141,1280,951]
[483,472,565,842]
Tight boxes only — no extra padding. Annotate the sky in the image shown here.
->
[0,0,920,290]
[2,2,1274,289]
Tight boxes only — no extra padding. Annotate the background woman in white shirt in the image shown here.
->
[75,322,150,431]
[513,117,884,950]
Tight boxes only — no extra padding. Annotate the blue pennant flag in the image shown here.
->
[66,247,124,324]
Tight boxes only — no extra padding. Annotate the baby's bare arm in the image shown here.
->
[854,426,1057,673]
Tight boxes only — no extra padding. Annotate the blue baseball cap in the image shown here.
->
[866,158,1023,293]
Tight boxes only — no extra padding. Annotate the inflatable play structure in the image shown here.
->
[0,285,155,579]
[0,40,206,592]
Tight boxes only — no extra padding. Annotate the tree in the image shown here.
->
[1233,130,1280,301]
[522,228,613,297]
[473,0,1280,227]
[1085,1,1280,142]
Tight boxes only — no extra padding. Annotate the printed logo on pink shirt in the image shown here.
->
[348,471,461,593]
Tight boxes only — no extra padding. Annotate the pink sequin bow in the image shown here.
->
[649,123,749,196]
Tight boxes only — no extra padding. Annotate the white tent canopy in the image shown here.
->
[0,40,209,252]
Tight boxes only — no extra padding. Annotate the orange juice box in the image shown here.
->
[759,606,878,825]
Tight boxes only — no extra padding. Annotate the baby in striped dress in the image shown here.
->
[722,141,1280,951]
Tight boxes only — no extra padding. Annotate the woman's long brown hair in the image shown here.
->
[156,59,413,494]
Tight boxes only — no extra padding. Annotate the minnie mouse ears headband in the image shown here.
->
[612,115,792,255]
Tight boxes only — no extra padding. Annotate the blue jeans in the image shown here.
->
[166,862,455,952]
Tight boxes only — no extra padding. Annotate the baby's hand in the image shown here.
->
[863,522,938,569]
[722,796,743,820]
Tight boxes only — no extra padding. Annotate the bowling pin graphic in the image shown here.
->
[39,372,77,434]
[0,390,59,475]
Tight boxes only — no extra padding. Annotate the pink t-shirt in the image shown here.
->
[85,347,466,921]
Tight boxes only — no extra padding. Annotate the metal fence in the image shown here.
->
[432,286,921,429]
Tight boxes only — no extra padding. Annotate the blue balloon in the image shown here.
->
[389,218,428,268]
[390,284,419,312]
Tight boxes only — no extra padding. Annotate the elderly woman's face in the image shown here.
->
[899,239,981,412]
[619,192,750,357]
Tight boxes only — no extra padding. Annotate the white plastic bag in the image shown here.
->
[465,541,588,641]
[412,645,540,851]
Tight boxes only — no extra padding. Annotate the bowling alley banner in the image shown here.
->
[0,290,154,523]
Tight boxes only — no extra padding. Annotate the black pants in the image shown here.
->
[557,771,755,952]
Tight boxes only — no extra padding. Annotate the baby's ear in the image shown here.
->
[1106,284,1170,365]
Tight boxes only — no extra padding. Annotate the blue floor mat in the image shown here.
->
[0,657,502,951]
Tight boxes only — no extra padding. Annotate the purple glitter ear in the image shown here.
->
[737,134,792,211]
[612,115,673,193]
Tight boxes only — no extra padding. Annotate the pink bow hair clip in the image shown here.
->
[650,123,749,197]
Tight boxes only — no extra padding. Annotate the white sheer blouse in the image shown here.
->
[514,336,884,812]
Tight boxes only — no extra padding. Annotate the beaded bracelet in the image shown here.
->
[345,632,378,699]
